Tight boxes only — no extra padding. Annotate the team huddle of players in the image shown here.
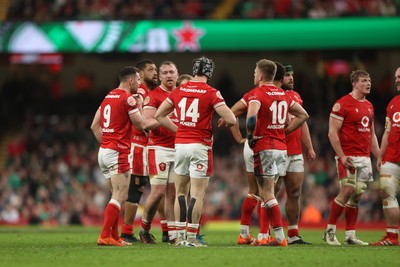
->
[90,57,400,247]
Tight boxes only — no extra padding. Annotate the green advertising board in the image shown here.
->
[1,17,399,53]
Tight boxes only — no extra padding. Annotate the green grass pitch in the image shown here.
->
[0,222,399,267]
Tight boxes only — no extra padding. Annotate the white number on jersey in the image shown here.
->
[178,97,200,122]
[270,100,288,124]
[103,104,111,127]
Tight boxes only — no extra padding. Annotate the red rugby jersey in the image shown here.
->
[144,86,178,149]
[383,95,400,163]
[166,80,226,147]
[330,93,374,157]
[100,88,139,154]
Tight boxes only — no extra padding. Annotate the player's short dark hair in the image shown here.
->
[119,66,139,82]
[274,62,285,81]
[256,59,276,81]
[350,70,370,84]
[136,59,155,71]
[193,57,214,79]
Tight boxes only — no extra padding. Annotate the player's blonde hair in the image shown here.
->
[256,59,277,82]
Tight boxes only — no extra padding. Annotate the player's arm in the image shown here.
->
[129,110,145,131]
[377,125,389,172]
[301,122,316,161]
[154,100,178,133]
[215,104,236,127]
[143,107,160,130]
[370,120,380,160]
[90,109,102,143]
[230,119,246,144]
[217,100,246,127]
[246,101,260,148]
[328,116,354,168]
[286,102,309,134]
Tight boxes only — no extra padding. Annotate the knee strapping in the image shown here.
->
[187,198,196,224]
[380,175,399,209]
[127,175,148,203]
[347,181,367,206]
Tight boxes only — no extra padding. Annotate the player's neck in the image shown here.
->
[118,84,131,94]
[350,91,366,101]
[160,84,175,92]
[259,81,274,87]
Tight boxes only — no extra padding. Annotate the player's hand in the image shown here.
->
[306,148,316,161]
[339,155,354,169]
[133,94,143,107]
[376,156,382,172]
[218,117,226,127]
[247,135,262,149]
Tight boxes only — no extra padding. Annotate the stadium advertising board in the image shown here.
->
[0,17,399,53]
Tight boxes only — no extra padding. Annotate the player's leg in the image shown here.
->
[285,170,311,245]
[324,157,355,245]
[156,196,169,242]
[174,174,190,245]
[97,148,128,246]
[343,157,371,245]
[165,169,177,243]
[185,145,211,247]
[370,162,400,246]
[239,172,259,244]
[239,141,259,244]
[186,177,209,247]
[121,174,148,243]
[255,150,287,246]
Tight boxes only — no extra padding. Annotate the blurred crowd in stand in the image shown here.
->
[5,0,400,21]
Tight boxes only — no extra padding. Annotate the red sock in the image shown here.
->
[100,203,120,239]
[112,214,120,240]
[265,199,282,229]
[259,204,270,234]
[160,218,168,233]
[287,227,299,238]
[328,200,345,225]
[387,227,399,239]
[141,218,151,232]
[344,206,358,231]
[122,224,133,235]
[240,195,258,225]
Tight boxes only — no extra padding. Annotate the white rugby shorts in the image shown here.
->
[174,143,212,179]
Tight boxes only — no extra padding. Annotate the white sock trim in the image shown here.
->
[109,199,121,209]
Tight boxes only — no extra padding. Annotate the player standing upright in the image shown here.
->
[155,57,236,247]
[139,61,179,244]
[246,59,308,246]
[370,67,400,246]
[91,66,144,246]
[120,60,158,243]
[275,65,316,245]
[323,70,380,245]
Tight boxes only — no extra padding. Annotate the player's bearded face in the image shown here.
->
[143,64,158,88]
[395,68,400,91]
[283,74,294,89]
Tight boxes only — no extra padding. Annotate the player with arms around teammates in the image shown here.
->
[120,59,158,244]
[155,57,236,247]
[323,70,380,245]
[370,67,400,246]
[91,66,145,246]
[246,59,309,246]
[139,61,179,244]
